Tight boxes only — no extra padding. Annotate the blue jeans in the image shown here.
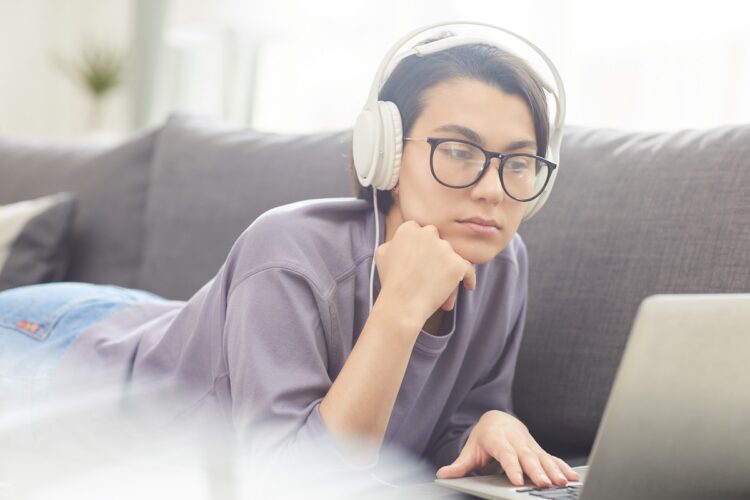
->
[0,282,166,387]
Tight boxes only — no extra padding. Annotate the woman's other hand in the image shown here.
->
[435,410,580,488]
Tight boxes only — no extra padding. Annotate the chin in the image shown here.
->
[453,240,508,266]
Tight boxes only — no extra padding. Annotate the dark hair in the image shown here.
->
[347,40,550,214]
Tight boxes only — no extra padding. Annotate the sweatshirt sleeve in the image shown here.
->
[425,278,528,470]
[223,264,344,462]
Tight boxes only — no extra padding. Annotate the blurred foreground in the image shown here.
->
[0,377,455,499]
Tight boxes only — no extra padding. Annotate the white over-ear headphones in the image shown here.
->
[352,20,567,223]
[354,21,567,314]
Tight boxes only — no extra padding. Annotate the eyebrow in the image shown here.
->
[432,123,537,151]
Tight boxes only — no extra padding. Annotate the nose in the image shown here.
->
[470,156,505,203]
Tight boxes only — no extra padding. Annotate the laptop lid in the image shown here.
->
[581,294,750,500]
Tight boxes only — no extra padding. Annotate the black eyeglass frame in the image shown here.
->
[404,137,557,202]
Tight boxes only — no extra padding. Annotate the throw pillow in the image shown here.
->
[0,192,78,291]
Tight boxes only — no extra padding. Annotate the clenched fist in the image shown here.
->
[375,212,476,327]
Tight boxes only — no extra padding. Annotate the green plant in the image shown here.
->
[53,42,128,129]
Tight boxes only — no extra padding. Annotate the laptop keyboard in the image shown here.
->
[515,484,582,498]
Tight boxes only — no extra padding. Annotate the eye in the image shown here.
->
[448,146,474,160]
[505,157,535,175]
[436,141,483,162]
[507,161,529,173]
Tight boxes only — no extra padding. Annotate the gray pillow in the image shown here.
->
[136,114,353,300]
[0,192,77,291]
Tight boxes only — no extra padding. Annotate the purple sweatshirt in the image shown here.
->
[59,198,528,468]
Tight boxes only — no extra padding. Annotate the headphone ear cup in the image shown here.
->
[352,107,381,187]
[372,101,403,191]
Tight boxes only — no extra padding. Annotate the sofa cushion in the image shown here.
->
[0,192,77,290]
[514,124,750,456]
[136,114,353,299]
[0,130,158,287]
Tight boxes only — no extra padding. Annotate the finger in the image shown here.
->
[538,453,569,486]
[374,241,388,262]
[488,442,524,486]
[435,451,475,479]
[463,262,477,291]
[516,447,552,488]
[529,438,580,483]
[552,456,581,482]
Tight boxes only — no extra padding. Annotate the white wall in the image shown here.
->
[559,0,750,131]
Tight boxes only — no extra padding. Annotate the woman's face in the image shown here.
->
[386,78,537,265]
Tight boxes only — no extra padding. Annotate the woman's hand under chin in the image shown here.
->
[377,203,476,325]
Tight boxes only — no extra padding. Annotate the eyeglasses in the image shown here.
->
[404,137,557,202]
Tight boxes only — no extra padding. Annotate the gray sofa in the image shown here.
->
[1,114,749,463]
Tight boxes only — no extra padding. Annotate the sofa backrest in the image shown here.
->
[514,124,750,457]
[133,115,354,299]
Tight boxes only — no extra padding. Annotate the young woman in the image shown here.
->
[0,24,578,488]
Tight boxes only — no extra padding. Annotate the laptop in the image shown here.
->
[435,294,750,499]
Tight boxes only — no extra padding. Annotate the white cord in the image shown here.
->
[369,187,379,314]
[368,191,404,490]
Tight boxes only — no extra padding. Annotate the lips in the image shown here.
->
[458,217,500,228]
[457,216,503,238]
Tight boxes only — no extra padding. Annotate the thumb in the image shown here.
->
[436,455,474,479]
